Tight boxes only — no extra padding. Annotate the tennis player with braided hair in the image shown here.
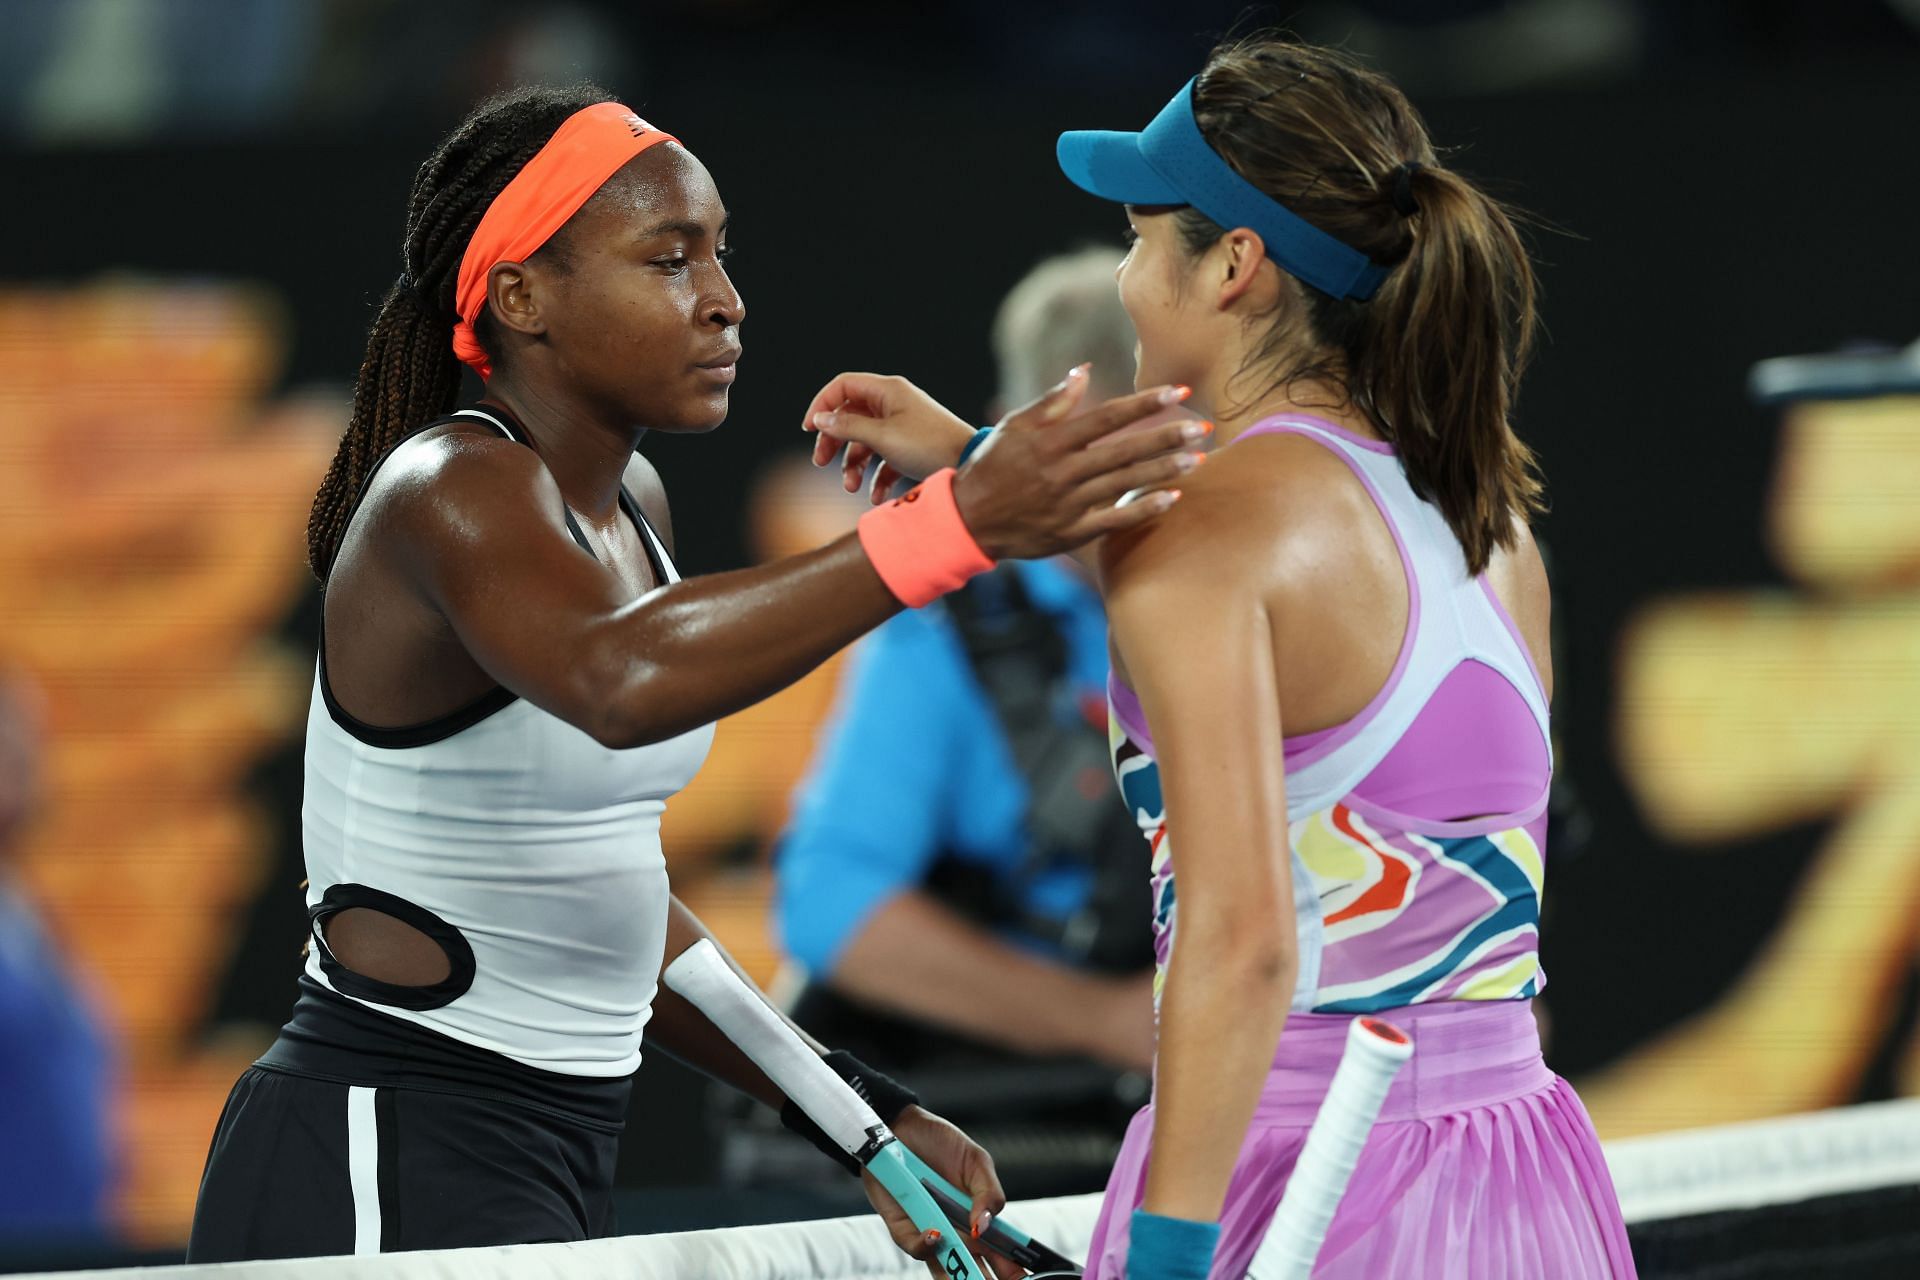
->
[185,85,1202,1266]
[808,36,1635,1280]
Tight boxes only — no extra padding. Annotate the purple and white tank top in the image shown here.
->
[1107,414,1553,1015]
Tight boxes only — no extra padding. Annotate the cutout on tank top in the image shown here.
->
[309,882,476,1010]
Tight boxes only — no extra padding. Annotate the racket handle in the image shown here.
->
[900,1145,1082,1274]
[662,939,885,1160]
[1247,1017,1413,1280]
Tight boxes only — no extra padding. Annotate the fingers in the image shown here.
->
[1072,450,1204,509]
[957,1147,1008,1271]
[964,1162,1008,1234]
[869,459,908,504]
[1065,487,1185,543]
[862,1168,987,1280]
[812,407,892,452]
[1062,417,1213,484]
[800,371,896,434]
[1053,383,1194,452]
[903,1226,944,1261]
[902,1224,976,1280]
[864,1173,930,1257]
[812,426,877,475]
[983,1249,1027,1280]
[997,364,1092,434]
[842,441,876,493]
[813,428,842,468]
[1039,363,1094,423]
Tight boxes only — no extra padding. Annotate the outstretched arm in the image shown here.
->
[390,376,1200,749]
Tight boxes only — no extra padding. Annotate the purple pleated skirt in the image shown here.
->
[1082,1000,1636,1279]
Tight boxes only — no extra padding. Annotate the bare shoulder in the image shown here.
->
[622,449,675,557]
[1501,514,1548,586]
[1098,431,1360,592]
[363,425,572,564]
[1489,512,1553,694]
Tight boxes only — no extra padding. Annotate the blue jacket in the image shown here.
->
[775,560,1109,974]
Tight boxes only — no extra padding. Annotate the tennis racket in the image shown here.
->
[662,939,998,1279]
[1245,1016,1413,1280]
[899,1145,1082,1274]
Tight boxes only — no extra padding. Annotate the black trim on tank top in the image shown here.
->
[308,882,477,1010]
[317,403,671,749]
[258,974,632,1129]
[317,621,523,749]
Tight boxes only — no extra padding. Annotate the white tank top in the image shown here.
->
[301,407,714,1077]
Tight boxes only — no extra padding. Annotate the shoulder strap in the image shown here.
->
[618,485,678,585]
[327,409,521,576]
[454,406,600,554]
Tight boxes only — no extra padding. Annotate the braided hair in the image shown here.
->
[305,84,615,581]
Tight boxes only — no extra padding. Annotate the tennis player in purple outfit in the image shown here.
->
[809,34,1636,1280]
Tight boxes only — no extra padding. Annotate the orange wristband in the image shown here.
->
[856,469,995,608]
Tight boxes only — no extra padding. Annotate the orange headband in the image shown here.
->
[452,102,679,379]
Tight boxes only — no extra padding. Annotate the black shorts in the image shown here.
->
[188,979,631,1262]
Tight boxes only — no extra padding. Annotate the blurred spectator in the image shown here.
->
[0,675,114,1242]
[774,247,1156,1079]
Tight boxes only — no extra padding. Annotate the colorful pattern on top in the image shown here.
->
[1107,712,1544,1014]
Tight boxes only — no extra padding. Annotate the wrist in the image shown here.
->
[778,1049,922,1177]
[857,469,995,607]
[818,1048,919,1123]
[1128,1209,1219,1280]
[955,425,994,467]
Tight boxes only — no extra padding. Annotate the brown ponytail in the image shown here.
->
[305,83,615,581]
[1175,37,1543,574]
[1356,164,1541,574]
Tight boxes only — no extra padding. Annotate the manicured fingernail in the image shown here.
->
[1177,452,1203,472]
[973,1211,992,1238]
[1068,363,1090,380]
[1161,489,1183,506]
[1160,384,1192,405]
[1183,420,1214,440]
[928,1230,943,1245]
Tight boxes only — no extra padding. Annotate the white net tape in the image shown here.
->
[22,1101,1920,1280]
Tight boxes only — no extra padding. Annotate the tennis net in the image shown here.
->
[12,1098,1920,1279]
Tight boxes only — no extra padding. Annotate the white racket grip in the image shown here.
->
[1247,1017,1414,1280]
[662,939,886,1159]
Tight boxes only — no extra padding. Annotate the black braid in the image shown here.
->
[305,83,616,581]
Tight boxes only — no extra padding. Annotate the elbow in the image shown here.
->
[1233,936,1298,994]
[583,691,656,750]
[587,701,657,751]
[1185,914,1298,993]
[573,627,674,749]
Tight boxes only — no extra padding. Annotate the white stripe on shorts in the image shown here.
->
[346,1085,382,1254]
